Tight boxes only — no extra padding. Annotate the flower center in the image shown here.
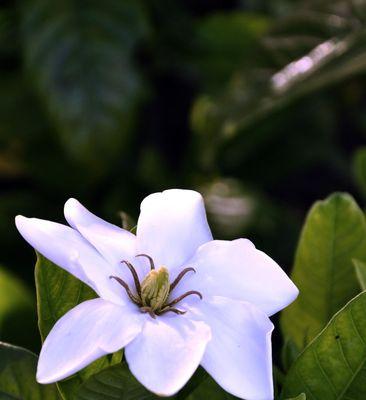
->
[109,254,202,319]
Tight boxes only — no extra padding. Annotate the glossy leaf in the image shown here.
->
[353,259,366,291]
[281,193,366,348]
[0,342,59,399]
[282,292,366,400]
[35,253,122,399]
[21,0,148,168]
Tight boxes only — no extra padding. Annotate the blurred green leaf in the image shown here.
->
[191,0,366,168]
[281,193,366,349]
[0,342,59,399]
[118,211,136,232]
[0,266,36,351]
[286,395,306,400]
[353,147,366,197]
[75,363,158,400]
[194,12,269,91]
[35,253,122,399]
[353,259,366,291]
[21,0,148,168]
[282,292,366,400]
[281,337,300,373]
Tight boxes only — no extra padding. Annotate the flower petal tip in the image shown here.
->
[15,215,29,233]
[64,198,81,216]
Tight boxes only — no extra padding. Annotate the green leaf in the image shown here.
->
[35,253,122,399]
[21,0,148,168]
[75,364,159,400]
[281,193,366,349]
[353,259,366,291]
[0,341,59,399]
[185,375,236,399]
[282,291,366,400]
[0,266,37,351]
[76,364,213,400]
[353,147,366,197]
[175,367,208,400]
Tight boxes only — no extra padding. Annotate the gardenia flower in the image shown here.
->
[15,189,298,400]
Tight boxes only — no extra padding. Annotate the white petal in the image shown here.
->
[136,189,212,270]
[64,198,136,266]
[37,298,144,384]
[189,296,274,400]
[125,315,211,397]
[176,239,298,316]
[15,215,123,304]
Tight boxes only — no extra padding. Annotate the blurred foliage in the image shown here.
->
[0,266,37,352]
[0,0,366,398]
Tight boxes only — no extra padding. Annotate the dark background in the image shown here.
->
[0,0,365,352]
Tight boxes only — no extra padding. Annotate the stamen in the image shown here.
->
[158,307,186,316]
[109,276,140,305]
[169,267,196,293]
[111,255,202,319]
[140,306,156,319]
[121,260,141,298]
[166,290,203,307]
[136,254,155,270]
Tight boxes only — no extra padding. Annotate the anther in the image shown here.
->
[136,254,155,270]
[121,260,141,298]
[158,307,187,316]
[169,267,196,293]
[109,276,140,305]
[167,290,203,307]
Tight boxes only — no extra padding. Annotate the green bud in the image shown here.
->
[141,267,170,311]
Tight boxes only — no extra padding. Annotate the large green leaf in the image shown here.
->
[75,364,158,400]
[21,0,148,168]
[0,342,59,399]
[282,291,366,400]
[35,254,122,399]
[281,193,366,348]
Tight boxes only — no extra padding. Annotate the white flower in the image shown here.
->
[15,189,298,400]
